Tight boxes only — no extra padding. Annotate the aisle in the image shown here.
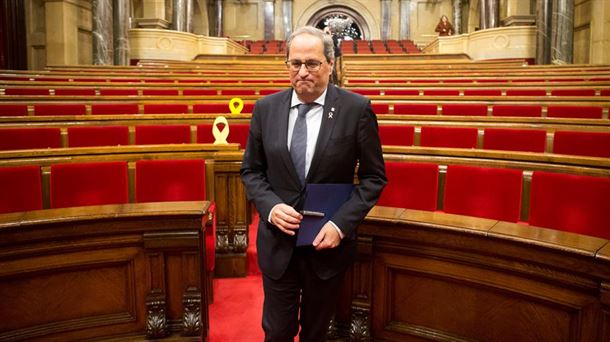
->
[208,275,264,341]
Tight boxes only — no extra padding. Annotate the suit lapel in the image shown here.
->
[307,85,339,182]
[276,90,302,187]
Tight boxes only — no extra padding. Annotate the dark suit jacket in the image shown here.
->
[240,85,386,280]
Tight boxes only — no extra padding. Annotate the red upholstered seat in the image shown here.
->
[393,103,437,115]
[553,131,610,158]
[528,171,610,239]
[197,123,250,148]
[423,89,460,96]
[194,102,254,114]
[34,104,86,116]
[67,126,129,147]
[378,125,414,146]
[98,89,138,96]
[5,88,49,95]
[0,165,43,213]
[0,128,61,150]
[351,89,381,96]
[135,159,206,203]
[376,161,438,211]
[50,161,129,208]
[221,89,256,96]
[505,89,546,96]
[143,104,189,114]
[142,89,179,96]
[444,165,523,222]
[384,89,419,96]
[183,89,217,96]
[483,128,547,153]
[371,103,389,115]
[463,89,502,96]
[0,104,28,116]
[135,125,191,145]
[442,104,487,116]
[546,105,603,119]
[259,89,282,95]
[54,88,96,96]
[551,89,596,96]
[197,124,215,143]
[91,103,139,115]
[420,126,478,148]
[492,105,542,117]
[600,89,610,96]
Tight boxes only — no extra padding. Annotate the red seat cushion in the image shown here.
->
[371,103,389,115]
[143,104,189,114]
[0,165,43,213]
[91,103,139,115]
[34,104,86,116]
[420,126,478,148]
[444,165,523,222]
[546,105,603,119]
[553,131,610,158]
[483,128,547,153]
[528,171,610,239]
[0,104,28,116]
[463,89,502,96]
[505,89,546,96]
[135,159,206,202]
[378,125,414,146]
[135,125,191,145]
[50,161,129,208]
[551,89,596,96]
[492,105,542,117]
[376,161,438,211]
[442,104,487,116]
[393,103,437,116]
[67,126,129,147]
[98,89,138,96]
[54,88,96,96]
[0,128,62,150]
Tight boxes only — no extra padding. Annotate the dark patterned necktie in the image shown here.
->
[290,103,314,185]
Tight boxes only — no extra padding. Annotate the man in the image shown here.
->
[240,26,386,341]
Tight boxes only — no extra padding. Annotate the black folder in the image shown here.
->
[296,183,354,247]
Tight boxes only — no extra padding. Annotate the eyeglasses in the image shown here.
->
[285,59,325,72]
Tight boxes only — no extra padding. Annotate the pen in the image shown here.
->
[300,210,325,217]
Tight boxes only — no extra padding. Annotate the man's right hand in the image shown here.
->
[270,204,303,236]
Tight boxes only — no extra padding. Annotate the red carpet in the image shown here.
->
[209,212,264,341]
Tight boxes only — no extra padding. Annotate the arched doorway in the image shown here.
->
[307,6,370,40]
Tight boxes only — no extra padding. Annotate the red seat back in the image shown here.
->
[67,126,129,147]
[424,89,460,96]
[135,159,206,202]
[183,89,217,96]
[505,89,546,96]
[91,103,139,115]
[54,88,96,96]
[34,104,86,116]
[142,89,179,96]
[420,126,478,148]
[0,165,43,213]
[463,89,502,96]
[492,105,542,117]
[378,125,414,146]
[384,89,419,96]
[143,104,189,114]
[0,104,28,116]
[135,125,191,145]
[193,103,231,114]
[529,171,610,239]
[442,104,487,116]
[98,89,138,96]
[377,161,438,211]
[483,128,547,153]
[0,128,62,150]
[546,105,603,119]
[553,131,610,158]
[197,123,250,148]
[50,162,129,208]
[371,103,389,115]
[5,88,49,95]
[444,165,523,222]
[551,89,596,96]
[393,103,437,115]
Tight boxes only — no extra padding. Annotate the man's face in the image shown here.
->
[287,34,333,101]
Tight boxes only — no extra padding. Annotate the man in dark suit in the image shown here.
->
[240,26,386,341]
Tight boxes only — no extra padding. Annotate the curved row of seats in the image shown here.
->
[351,87,610,97]
[0,87,283,97]
[378,161,610,240]
[2,124,609,159]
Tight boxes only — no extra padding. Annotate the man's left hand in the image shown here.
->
[312,223,341,250]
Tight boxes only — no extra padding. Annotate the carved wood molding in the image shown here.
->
[182,287,202,336]
[145,292,168,339]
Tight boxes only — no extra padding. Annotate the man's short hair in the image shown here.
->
[286,26,335,62]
